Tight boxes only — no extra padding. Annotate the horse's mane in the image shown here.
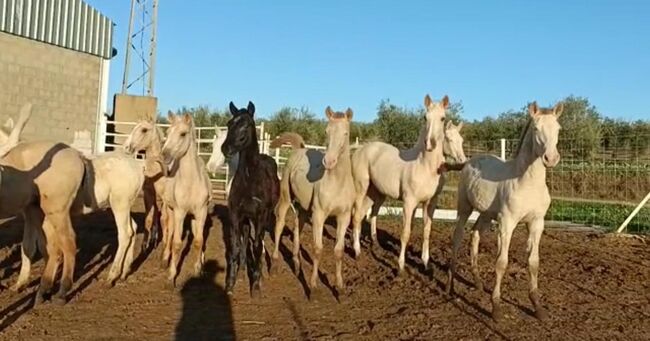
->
[514,108,556,158]
[514,119,532,158]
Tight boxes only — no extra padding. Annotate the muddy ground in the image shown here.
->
[0,202,649,340]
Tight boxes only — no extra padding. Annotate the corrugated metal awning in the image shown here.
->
[0,0,114,59]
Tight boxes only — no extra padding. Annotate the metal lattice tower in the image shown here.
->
[121,0,158,96]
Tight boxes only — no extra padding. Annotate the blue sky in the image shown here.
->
[87,1,649,122]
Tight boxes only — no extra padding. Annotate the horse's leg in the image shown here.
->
[13,205,44,292]
[352,174,370,254]
[271,184,291,273]
[190,205,208,277]
[168,208,187,287]
[447,209,471,295]
[369,193,386,247]
[470,214,491,292]
[47,212,76,305]
[397,197,417,274]
[491,214,516,322]
[527,217,548,320]
[334,210,351,290]
[142,185,156,252]
[247,214,266,298]
[352,195,373,258]
[421,198,436,269]
[309,208,326,291]
[34,220,61,305]
[160,204,173,268]
[121,216,138,280]
[107,204,134,286]
[291,208,308,274]
[225,212,241,295]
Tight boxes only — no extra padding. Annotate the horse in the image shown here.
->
[159,111,212,287]
[206,127,239,194]
[356,119,467,255]
[123,119,169,253]
[270,107,355,294]
[351,94,449,273]
[0,104,86,305]
[446,101,564,322]
[221,101,279,297]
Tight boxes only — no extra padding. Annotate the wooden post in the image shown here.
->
[616,191,650,233]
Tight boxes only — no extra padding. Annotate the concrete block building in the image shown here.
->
[0,0,114,154]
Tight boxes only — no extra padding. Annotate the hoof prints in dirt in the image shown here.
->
[1,208,649,340]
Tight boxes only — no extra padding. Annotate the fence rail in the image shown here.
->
[103,121,650,233]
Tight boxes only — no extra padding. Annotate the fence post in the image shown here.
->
[274,142,280,165]
[500,138,506,160]
[616,191,650,234]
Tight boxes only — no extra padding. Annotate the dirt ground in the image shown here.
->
[0,202,649,341]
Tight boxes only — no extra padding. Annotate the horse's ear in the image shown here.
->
[247,101,255,116]
[554,102,564,117]
[229,102,239,116]
[167,110,176,123]
[441,95,450,109]
[424,94,433,108]
[445,120,453,130]
[457,121,464,131]
[3,118,14,130]
[182,113,192,124]
[325,106,334,120]
[345,108,354,121]
[528,101,539,117]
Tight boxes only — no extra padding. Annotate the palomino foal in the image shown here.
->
[160,112,212,286]
[351,94,449,273]
[271,107,355,294]
[360,119,467,253]
[222,101,279,297]
[124,119,168,253]
[447,101,564,321]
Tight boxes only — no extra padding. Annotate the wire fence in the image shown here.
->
[103,121,650,233]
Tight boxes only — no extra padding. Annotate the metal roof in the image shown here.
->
[0,0,114,59]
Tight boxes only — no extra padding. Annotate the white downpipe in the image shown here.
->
[95,58,111,153]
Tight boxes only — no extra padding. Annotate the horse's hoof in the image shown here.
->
[492,304,504,322]
[292,259,301,275]
[33,294,45,306]
[535,306,549,321]
[11,283,27,293]
[250,286,262,299]
[52,295,67,306]
[308,287,326,302]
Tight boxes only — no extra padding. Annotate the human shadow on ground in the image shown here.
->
[175,260,234,341]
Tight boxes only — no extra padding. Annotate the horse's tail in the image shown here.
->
[441,161,466,172]
[270,132,305,150]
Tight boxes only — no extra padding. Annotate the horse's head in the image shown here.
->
[222,101,257,157]
[124,119,160,154]
[161,111,196,165]
[423,94,449,151]
[528,101,563,168]
[443,120,467,163]
[206,128,228,173]
[323,106,353,170]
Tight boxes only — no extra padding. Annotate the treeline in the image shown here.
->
[165,96,650,158]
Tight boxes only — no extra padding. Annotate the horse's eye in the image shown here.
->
[180,132,187,137]
[440,117,445,122]
[141,128,148,133]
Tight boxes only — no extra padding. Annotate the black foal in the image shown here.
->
[221,101,280,297]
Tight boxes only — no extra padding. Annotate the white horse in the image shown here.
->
[271,107,356,293]
[15,150,145,289]
[206,128,238,194]
[351,94,449,273]
[160,112,212,286]
[447,101,564,322]
[358,119,467,253]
